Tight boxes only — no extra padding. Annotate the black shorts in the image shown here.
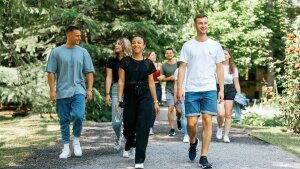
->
[217,84,236,100]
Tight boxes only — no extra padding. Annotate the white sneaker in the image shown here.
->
[216,127,223,140]
[135,163,144,169]
[129,148,136,159]
[73,141,82,157]
[59,147,71,159]
[149,128,154,135]
[123,150,129,158]
[223,135,230,143]
[183,135,190,143]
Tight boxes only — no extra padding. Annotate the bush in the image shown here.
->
[85,88,111,122]
[263,115,284,127]
[277,18,300,133]
[241,113,284,127]
[0,62,55,115]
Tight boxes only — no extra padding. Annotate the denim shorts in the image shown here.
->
[184,91,217,116]
[166,91,175,106]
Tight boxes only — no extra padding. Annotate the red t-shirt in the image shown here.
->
[153,69,160,82]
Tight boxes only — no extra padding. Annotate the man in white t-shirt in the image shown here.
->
[177,13,224,168]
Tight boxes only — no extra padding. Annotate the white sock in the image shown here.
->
[64,143,70,150]
[73,137,80,143]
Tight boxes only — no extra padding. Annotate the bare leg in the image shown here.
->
[187,116,199,144]
[217,102,225,128]
[201,114,212,156]
[168,106,175,129]
[175,105,182,120]
[224,100,234,136]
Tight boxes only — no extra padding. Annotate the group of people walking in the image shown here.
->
[46,13,241,169]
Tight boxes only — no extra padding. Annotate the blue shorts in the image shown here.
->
[166,92,175,106]
[184,91,217,116]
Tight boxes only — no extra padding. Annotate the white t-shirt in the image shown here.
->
[174,68,187,93]
[179,38,225,92]
[217,65,238,84]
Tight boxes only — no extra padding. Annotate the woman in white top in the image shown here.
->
[216,48,241,143]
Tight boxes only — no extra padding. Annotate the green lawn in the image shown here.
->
[0,115,60,168]
[249,127,300,158]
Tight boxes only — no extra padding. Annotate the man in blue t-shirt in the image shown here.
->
[45,26,95,159]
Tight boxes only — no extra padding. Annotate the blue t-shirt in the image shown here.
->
[45,45,95,99]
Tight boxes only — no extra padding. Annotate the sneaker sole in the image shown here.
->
[59,153,71,159]
[199,164,213,169]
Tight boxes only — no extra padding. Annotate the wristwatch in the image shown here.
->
[153,100,159,104]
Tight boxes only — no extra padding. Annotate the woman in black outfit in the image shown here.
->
[116,35,160,169]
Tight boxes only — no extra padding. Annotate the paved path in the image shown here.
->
[11,107,300,169]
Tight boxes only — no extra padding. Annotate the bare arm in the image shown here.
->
[233,77,241,93]
[157,64,174,81]
[160,75,175,82]
[105,68,113,105]
[149,74,160,116]
[216,62,224,103]
[47,73,56,101]
[177,62,186,103]
[86,72,94,102]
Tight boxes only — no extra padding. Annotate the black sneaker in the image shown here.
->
[169,129,175,136]
[199,156,212,169]
[188,138,199,161]
[177,120,182,130]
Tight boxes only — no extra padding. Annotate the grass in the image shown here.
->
[0,114,60,168]
[250,127,300,158]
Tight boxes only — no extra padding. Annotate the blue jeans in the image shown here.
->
[151,83,162,128]
[111,83,123,138]
[178,102,187,136]
[56,94,85,144]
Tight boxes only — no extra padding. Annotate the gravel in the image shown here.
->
[6,107,300,169]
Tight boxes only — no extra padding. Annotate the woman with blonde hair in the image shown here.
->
[105,37,132,148]
[216,48,241,143]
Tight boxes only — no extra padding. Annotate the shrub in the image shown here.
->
[85,88,111,122]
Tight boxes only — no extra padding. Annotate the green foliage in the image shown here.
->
[276,16,300,133]
[0,62,54,114]
[241,113,265,126]
[263,115,284,127]
[206,0,288,76]
[0,0,298,123]
[241,113,284,127]
[85,88,111,122]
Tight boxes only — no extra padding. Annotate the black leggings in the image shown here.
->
[123,88,152,163]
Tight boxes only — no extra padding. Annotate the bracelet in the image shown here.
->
[106,93,110,95]
[153,100,159,104]
[87,89,92,92]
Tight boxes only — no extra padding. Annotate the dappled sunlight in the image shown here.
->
[47,125,60,132]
